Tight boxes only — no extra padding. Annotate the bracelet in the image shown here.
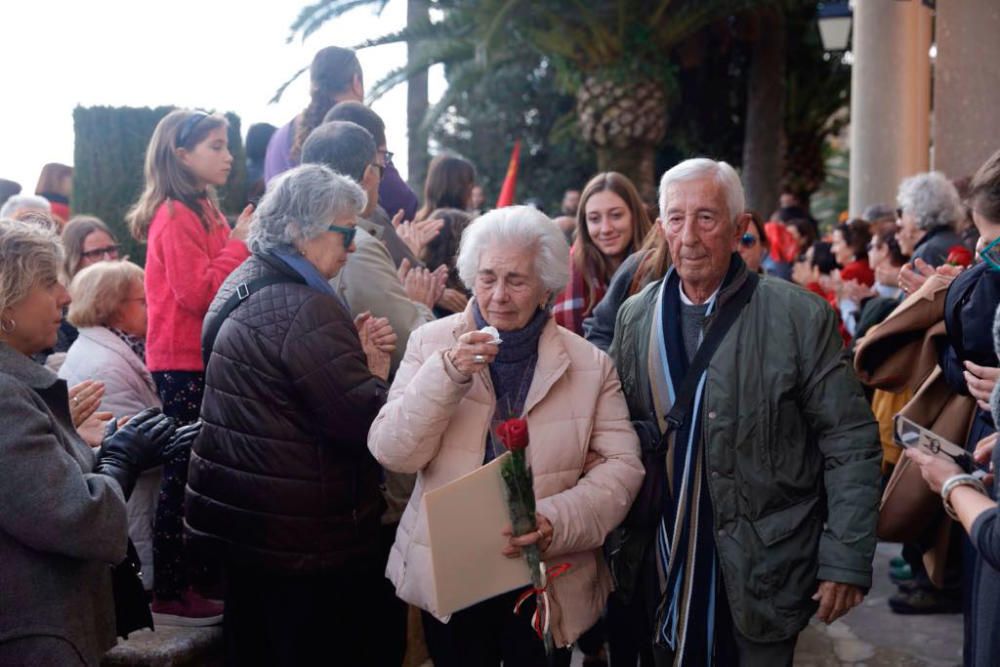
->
[940,474,987,520]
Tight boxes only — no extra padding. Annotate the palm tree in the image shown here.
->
[284,0,756,199]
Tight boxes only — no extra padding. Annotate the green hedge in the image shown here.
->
[73,106,246,265]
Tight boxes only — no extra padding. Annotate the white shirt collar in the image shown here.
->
[678,281,721,307]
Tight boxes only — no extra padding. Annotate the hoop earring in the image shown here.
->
[0,318,15,334]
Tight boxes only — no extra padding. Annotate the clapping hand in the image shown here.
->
[69,380,105,427]
[393,210,444,259]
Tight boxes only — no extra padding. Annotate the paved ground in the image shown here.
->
[567,542,964,667]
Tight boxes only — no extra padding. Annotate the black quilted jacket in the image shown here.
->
[184,253,388,573]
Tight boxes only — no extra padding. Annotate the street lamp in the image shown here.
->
[818,1,853,52]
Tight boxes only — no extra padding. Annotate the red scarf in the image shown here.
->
[553,258,606,335]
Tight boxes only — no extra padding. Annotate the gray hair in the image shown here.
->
[0,194,51,219]
[456,206,570,298]
[897,171,962,231]
[247,164,366,255]
[658,158,745,225]
[300,120,375,182]
[0,220,63,316]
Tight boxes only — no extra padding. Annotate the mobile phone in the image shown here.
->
[894,415,987,477]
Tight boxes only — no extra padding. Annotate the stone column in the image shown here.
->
[933,0,1000,180]
[849,0,933,216]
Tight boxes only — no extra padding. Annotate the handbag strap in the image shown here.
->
[664,272,759,434]
[201,274,303,368]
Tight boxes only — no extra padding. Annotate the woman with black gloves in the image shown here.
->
[0,220,183,666]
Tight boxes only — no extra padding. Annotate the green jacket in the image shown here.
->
[608,267,881,642]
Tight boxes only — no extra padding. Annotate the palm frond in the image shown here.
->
[269,64,310,105]
[288,0,392,44]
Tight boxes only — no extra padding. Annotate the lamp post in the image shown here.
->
[818,1,853,52]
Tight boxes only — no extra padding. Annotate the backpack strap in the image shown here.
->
[664,271,759,434]
[201,274,303,368]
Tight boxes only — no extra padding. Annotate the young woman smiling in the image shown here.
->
[553,172,652,334]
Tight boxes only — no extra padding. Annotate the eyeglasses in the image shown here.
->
[81,244,120,260]
[739,232,758,248]
[328,223,357,248]
[980,235,1000,272]
[378,149,394,165]
[176,111,209,147]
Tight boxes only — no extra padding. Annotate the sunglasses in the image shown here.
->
[740,232,758,248]
[81,244,120,260]
[328,223,357,248]
[176,111,210,147]
[981,235,1000,272]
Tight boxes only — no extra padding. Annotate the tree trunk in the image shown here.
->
[741,6,786,217]
[406,0,430,192]
[596,143,657,204]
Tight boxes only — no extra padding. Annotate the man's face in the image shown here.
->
[360,159,381,217]
[562,190,580,216]
[661,176,743,297]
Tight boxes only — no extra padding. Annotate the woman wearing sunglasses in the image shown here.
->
[906,149,1000,667]
[187,164,395,665]
[737,211,770,274]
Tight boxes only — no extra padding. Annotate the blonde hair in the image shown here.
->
[127,109,228,241]
[67,260,144,328]
[0,220,63,317]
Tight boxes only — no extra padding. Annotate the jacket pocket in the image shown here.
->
[750,495,820,547]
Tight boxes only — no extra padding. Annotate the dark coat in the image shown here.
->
[0,343,127,666]
[185,253,388,574]
[912,225,964,268]
[608,262,880,643]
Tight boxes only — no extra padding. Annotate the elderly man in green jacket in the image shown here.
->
[608,158,880,666]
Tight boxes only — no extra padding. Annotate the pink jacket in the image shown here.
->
[368,307,643,647]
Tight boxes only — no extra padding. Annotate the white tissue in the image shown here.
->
[480,325,502,344]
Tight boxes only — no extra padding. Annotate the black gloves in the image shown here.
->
[162,421,202,461]
[95,408,176,500]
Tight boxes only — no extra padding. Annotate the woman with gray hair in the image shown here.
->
[0,221,178,664]
[895,171,964,272]
[185,163,396,666]
[369,206,643,667]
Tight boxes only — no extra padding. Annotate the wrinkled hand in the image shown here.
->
[437,288,469,314]
[812,581,864,624]
[898,258,934,296]
[502,513,554,558]
[69,380,105,427]
[397,217,444,259]
[446,331,499,377]
[974,433,997,486]
[78,410,114,448]
[355,311,397,354]
[964,360,999,411]
[905,447,964,495]
[358,315,391,380]
[230,204,254,242]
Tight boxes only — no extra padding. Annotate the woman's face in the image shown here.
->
[738,224,766,273]
[80,230,119,270]
[868,239,888,271]
[109,279,148,338]
[178,126,233,189]
[584,190,634,261]
[298,212,358,280]
[831,229,854,266]
[473,242,549,331]
[895,209,924,257]
[1,277,70,356]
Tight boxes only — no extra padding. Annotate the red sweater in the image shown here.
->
[145,199,249,372]
[840,258,875,287]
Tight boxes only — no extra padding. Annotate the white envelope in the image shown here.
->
[424,451,532,616]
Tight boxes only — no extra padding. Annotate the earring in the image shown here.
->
[0,318,15,334]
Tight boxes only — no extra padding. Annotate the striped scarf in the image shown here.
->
[647,269,727,665]
[552,253,606,336]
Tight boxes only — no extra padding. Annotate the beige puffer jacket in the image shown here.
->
[368,306,643,646]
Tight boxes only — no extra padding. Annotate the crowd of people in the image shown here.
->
[1,43,999,667]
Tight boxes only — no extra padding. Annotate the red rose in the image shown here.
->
[496,418,529,451]
[946,245,973,267]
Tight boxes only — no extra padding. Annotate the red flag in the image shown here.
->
[495,140,521,208]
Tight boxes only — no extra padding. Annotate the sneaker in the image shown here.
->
[151,589,224,627]
[888,588,961,615]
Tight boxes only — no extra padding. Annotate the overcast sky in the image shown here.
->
[0,0,443,193]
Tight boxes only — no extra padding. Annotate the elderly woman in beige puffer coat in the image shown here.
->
[368,206,643,667]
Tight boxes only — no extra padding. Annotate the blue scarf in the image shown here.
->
[273,250,349,310]
[648,267,734,665]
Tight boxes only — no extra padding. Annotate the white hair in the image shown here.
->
[248,163,366,254]
[0,194,51,219]
[897,171,962,231]
[658,158,745,224]
[456,206,570,298]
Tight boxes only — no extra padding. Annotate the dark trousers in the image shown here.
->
[376,522,408,667]
[607,587,654,667]
[152,370,204,600]
[224,561,382,667]
[422,589,572,667]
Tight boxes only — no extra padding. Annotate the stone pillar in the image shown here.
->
[933,0,1000,180]
[849,0,933,216]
